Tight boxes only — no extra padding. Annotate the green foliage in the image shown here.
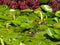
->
[40,0,50,3]
[41,5,52,12]
[47,28,60,39]
[0,5,60,45]
[55,10,60,17]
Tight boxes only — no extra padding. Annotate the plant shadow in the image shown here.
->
[44,34,60,42]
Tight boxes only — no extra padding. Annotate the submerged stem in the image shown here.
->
[0,38,4,45]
